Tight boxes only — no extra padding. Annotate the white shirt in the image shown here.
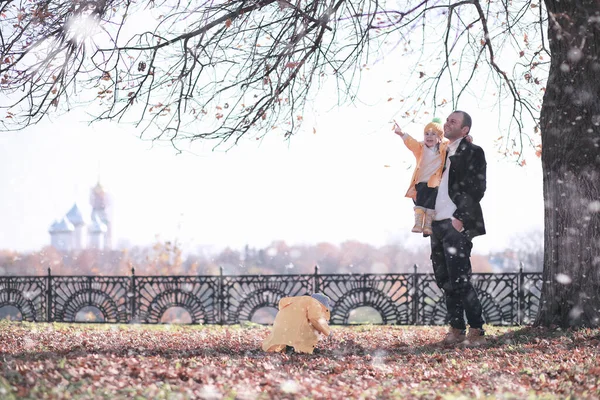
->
[434,139,462,221]
[416,145,442,183]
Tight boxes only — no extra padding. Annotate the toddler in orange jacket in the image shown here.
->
[394,117,473,235]
[262,293,331,354]
[394,118,447,235]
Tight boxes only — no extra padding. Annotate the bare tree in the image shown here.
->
[1,0,544,149]
[1,0,598,327]
[1,0,365,148]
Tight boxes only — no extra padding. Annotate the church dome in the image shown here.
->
[49,216,75,233]
[66,203,85,226]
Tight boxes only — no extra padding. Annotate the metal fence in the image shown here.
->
[0,266,543,326]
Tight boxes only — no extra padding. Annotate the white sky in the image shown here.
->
[0,36,544,256]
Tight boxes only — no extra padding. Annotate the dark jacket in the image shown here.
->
[448,137,486,239]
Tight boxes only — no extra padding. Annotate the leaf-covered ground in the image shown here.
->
[1,322,599,399]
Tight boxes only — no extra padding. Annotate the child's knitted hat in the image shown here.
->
[424,117,444,138]
[311,293,331,311]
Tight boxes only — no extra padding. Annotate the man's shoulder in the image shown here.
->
[460,138,485,154]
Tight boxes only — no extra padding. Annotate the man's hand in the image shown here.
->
[451,217,464,232]
[465,134,473,143]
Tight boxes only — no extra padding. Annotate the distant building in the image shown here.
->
[48,217,75,252]
[90,181,112,248]
[48,182,112,251]
[65,204,85,250]
[88,213,108,250]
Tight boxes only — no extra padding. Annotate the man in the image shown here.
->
[431,110,487,346]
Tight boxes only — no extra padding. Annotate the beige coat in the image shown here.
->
[262,296,331,354]
[402,134,449,199]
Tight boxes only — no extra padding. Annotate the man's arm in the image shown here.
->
[452,146,487,222]
[468,146,487,203]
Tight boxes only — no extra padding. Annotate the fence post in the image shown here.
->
[412,264,419,325]
[46,268,52,322]
[313,265,320,293]
[219,266,224,325]
[130,267,136,323]
[361,272,367,304]
[518,262,525,325]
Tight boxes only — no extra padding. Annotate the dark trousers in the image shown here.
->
[430,219,484,330]
[414,182,437,209]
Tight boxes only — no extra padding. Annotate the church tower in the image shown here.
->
[88,213,108,250]
[65,203,85,250]
[90,181,112,249]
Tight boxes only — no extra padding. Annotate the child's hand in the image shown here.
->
[465,134,473,143]
[393,120,404,137]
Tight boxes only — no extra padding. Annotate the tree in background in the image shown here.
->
[1,0,598,327]
[509,229,544,272]
[121,236,189,275]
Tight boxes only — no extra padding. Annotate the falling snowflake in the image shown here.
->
[555,273,572,285]
[588,200,600,213]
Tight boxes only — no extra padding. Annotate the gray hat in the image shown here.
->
[311,293,331,310]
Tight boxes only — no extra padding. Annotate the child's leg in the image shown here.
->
[423,208,436,235]
[420,185,438,236]
[412,206,426,233]
[412,182,430,233]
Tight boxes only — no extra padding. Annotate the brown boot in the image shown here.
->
[461,328,487,347]
[411,207,425,233]
[423,209,435,235]
[440,327,466,346]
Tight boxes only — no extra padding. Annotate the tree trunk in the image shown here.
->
[536,0,600,328]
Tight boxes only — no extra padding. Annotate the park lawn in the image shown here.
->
[0,321,599,399]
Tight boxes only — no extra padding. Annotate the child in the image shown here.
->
[262,293,331,354]
[394,118,472,235]
[394,118,447,236]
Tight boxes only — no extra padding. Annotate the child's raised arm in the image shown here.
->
[393,120,405,137]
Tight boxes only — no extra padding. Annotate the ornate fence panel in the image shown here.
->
[417,273,447,325]
[51,275,130,323]
[0,276,47,322]
[133,275,219,324]
[472,273,519,326]
[0,267,544,326]
[317,273,413,325]
[221,273,314,324]
[520,273,543,325]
